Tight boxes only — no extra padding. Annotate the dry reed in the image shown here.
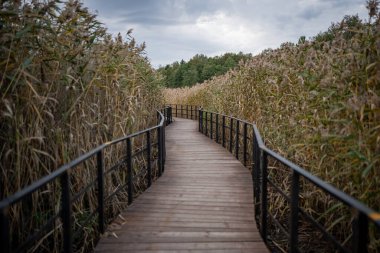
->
[165,8,380,252]
[1,1,163,252]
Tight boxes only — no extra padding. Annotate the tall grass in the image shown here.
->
[165,7,380,252]
[1,0,163,252]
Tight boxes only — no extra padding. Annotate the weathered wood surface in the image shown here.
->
[95,118,269,252]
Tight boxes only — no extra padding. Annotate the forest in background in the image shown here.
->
[157,52,252,88]
[165,10,380,252]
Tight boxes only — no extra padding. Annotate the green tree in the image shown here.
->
[158,52,251,88]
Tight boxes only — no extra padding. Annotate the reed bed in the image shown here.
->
[1,1,163,252]
[165,7,380,252]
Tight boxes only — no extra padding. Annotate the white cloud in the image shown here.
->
[83,0,369,68]
[194,12,264,52]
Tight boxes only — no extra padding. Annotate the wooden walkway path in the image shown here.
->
[95,118,268,252]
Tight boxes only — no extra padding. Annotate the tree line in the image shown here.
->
[158,52,252,88]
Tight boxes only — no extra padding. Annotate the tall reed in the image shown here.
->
[165,8,380,252]
[1,0,163,252]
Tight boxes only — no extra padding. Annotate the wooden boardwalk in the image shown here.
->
[95,118,268,252]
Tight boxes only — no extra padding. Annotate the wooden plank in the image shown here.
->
[95,117,268,252]
[96,250,264,253]
[115,220,256,230]
[126,207,253,217]
[123,212,254,222]
[128,203,254,214]
[147,186,252,194]
[95,242,269,252]
[113,222,257,230]
[133,199,254,208]
[99,231,262,243]
[138,192,254,199]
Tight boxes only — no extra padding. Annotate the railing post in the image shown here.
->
[191,105,193,119]
[162,121,166,172]
[253,129,260,218]
[126,138,133,205]
[186,105,189,119]
[199,109,202,132]
[181,104,183,118]
[163,107,166,125]
[222,115,226,147]
[146,131,152,187]
[260,150,268,243]
[165,107,167,123]
[352,212,369,253]
[243,123,247,166]
[167,107,172,125]
[235,120,239,159]
[158,126,163,177]
[165,107,167,124]
[0,207,10,253]
[289,171,300,252]
[97,150,105,234]
[210,113,213,140]
[175,104,178,117]
[229,117,233,152]
[215,114,219,143]
[61,171,72,253]
[205,112,208,136]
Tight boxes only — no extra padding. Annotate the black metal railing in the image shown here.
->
[170,104,380,253]
[0,106,173,253]
[167,104,200,120]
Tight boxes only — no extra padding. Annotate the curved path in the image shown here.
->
[95,118,269,252]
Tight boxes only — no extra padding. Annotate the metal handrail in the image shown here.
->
[166,104,200,120]
[170,104,380,253]
[0,106,173,253]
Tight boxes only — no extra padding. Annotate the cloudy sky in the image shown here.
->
[82,0,368,68]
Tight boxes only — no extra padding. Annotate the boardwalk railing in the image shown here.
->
[171,105,380,253]
[167,104,200,120]
[0,107,172,253]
